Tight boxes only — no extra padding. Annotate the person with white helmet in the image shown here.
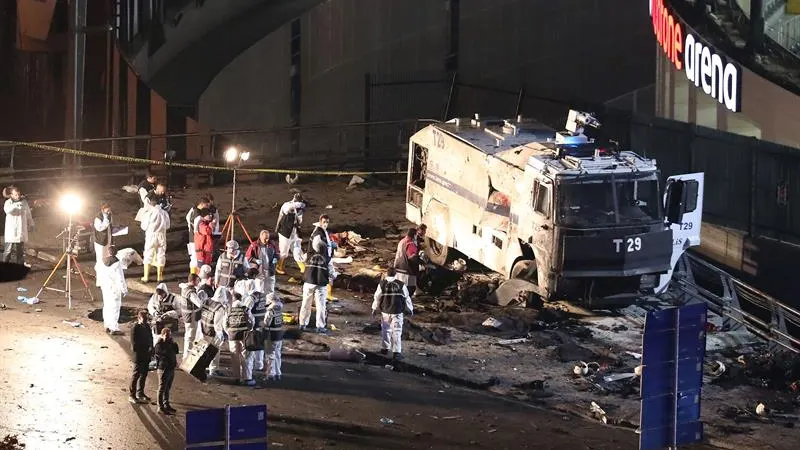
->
[98,244,127,335]
[215,240,245,289]
[275,194,306,274]
[147,283,179,346]
[263,292,285,380]
[176,273,205,355]
[224,292,255,385]
[200,286,230,377]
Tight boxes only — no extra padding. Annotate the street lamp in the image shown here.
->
[223,146,250,241]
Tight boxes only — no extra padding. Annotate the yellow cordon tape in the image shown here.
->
[0,140,406,176]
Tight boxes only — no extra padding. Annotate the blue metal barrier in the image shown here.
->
[639,303,707,450]
[186,404,268,450]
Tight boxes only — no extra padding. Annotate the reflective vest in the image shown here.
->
[94,212,112,246]
[179,285,201,323]
[277,208,298,238]
[250,293,267,324]
[303,253,329,286]
[217,254,244,288]
[225,306,251,341]
[200,302,223,337]
[266,305,284,331]
[378,279,406,315]
[154,293,175,315]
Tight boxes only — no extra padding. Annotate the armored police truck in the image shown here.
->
[405,111,704,307]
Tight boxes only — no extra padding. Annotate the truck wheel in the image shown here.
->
[423,237,449,266]
[510,259,537,282]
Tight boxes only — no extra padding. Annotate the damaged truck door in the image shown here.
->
[655,172,705,293]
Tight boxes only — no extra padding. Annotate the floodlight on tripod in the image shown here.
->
[222,146,251,242]
[34,192,93,309]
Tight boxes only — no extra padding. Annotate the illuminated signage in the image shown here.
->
[649,0,742,113]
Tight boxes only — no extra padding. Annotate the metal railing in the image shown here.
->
[671,252,800,352]
[767,14,800,54]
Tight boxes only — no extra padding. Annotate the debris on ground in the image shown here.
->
[482,317,503,329]
[589,401,608,424]
[62,320,84,328]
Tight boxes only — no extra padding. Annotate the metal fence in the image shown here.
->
[629,115,800,245]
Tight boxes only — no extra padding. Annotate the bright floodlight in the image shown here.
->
[224,146,239,163]
[241,151,250,161]
[59,193,82,216]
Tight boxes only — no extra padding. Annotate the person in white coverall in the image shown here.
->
[224,293,255,385]
[275,194,306,274]
[200,286,230,376]
[299,215,334,333]
[263,293,285,380]
[93,202,114,287]
[148,283,179,346]
[98,245,128,335]
[372,267,414,360]
[141,198,171,283]
[2,186,34,265]
[177,273,206,355]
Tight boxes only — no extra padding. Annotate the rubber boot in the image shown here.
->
[327,284,334,301]
[156,266,164,282]
[141,264,151,283]
[189,267,198,276]
[297,261,306,273]
[276,258,286,275]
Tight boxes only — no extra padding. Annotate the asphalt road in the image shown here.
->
[0,260,693,450]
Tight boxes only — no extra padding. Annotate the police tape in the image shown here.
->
[0,140,407,176]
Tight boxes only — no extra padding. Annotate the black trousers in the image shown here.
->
[130,355,150,397]
[158,368,175,407]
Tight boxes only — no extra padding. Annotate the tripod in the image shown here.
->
[219,167,254,245]
[34,218,94,309]
[220,211,254,245]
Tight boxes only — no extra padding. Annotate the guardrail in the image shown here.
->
[671,252,800,353]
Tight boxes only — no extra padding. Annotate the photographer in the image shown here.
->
[2,186,34,266]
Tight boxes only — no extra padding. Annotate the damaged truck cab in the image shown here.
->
[405,111,704,308]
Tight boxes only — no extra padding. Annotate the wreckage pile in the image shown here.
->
[707,347,800,392]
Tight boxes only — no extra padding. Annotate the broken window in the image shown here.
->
[533,181,551,218]
[410,143,428,189]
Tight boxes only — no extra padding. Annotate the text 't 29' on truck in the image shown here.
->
[405,111,704,308]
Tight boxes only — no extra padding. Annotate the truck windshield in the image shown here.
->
[558,177,661,227]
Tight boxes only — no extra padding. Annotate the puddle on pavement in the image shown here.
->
[87,306,139,324]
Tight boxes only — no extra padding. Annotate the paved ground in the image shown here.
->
[0,262,705,450]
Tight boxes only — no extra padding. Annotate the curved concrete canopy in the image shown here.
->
[133,0,323,106]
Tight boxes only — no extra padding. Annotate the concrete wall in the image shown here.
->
[198,0,655,161]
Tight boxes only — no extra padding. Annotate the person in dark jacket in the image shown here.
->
[130,310,154,404]
[154,327,179,415]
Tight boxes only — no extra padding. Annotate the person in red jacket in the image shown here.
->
[194,210,216,267]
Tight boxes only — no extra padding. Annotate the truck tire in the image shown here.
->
[423,236,449,266]
[510,259,537,282]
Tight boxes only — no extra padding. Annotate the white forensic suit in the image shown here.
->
[98,256,128,333]
[242,288,267,372]
[224,297,255,383]
[178,281,206,355]
[200,287,230,375]
[3,197,34,265]
[309,222,338,301]
[275,200,305,272]
[248,242,278,295]
[372,276,414,355]
[263,294,285,380]
[141,204,171,270]
[299,235,330,331]
[147,282,179,346]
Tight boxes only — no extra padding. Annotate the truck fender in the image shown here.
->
[422,199,451,248]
